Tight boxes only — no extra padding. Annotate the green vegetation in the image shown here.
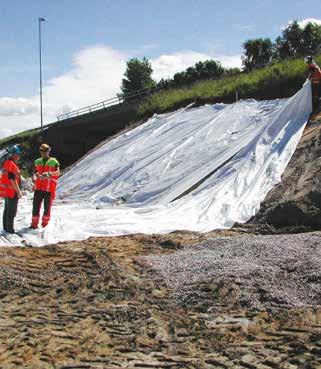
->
[131,19,321,115]
[242,20,321,71]
[121,57,156,98]
[138,55,321,116]
[242,38,274,71]
[122,20,321,99]
[156,59,236,90]
[0,128,39,148]
[2,19,320,168]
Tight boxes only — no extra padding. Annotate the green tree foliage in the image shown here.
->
[157,60,225,89]
[195,60,225,80]
[275,20,321,59]
[242,38,274,71]
[121,57,156,98]
[224,67,241,76]
[302,22,321,55]
[157,78,172,90]
[275,21,304,59]
[139,55,321,117]
[242,21,321,71]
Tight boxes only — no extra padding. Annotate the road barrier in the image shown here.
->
[57,86,164,121]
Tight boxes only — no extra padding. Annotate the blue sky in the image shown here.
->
[0,0,320,138]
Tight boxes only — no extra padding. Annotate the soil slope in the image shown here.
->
[252,112,321,231]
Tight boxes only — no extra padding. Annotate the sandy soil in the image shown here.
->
[1,231,321,369]
[253,112,321,230]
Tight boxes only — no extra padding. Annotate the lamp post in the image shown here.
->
[38,17,46,133]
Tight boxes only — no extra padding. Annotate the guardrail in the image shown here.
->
[56,86,164,121]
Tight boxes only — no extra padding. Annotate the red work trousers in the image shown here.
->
[31,190,53,228]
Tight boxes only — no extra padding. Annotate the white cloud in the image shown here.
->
[0,45,128,139]
[298,18,321,28]
[0,46,241,140]
[282,18,321,30]
[44,45,127,116]
[0,128,14,139]
[151,51,241,81]
[0,97,38,116]
[219,55,242,69]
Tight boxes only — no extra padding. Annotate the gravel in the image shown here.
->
[145,232,321,309]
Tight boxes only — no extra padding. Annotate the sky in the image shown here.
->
[0,0,320,139]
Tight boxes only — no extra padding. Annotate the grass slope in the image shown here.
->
[0,55,319,171]
[138,55,321,116]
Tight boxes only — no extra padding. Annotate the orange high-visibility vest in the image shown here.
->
[0,159,21,198]
[34,157,60,195]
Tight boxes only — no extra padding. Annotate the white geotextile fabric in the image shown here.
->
[58,101,283,205]
[0,81,312,246]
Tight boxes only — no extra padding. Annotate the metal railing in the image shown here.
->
[56,86,164,121]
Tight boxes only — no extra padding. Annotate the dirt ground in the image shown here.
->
[252,112,321,231]
[1,114,321,369]
[1,231,321,369]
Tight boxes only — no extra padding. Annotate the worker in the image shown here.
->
[0,145,23,234]
[30,143,60,229]
[305,56,321,112]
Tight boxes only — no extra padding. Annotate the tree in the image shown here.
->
[224,67,241,76]
[274,20,321,60]
[195,60,225,80]
[121,57,156,97]
[302,21,321,55]
[172,71,187,87]
[275,21,304,59]
[185,66,198,84]
[242,38,274,71]
[157,78,172,90]
[160,59,225,89]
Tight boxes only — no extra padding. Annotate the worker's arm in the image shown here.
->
[307,66,315,80]
[32,165,39,182]
[42,166,60,178]
[51,167,60,177]
[8,173,22,198]
[10,179,22,198]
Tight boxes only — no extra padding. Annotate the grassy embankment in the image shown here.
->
[0,128,40,148]
[138,55,321,116]
[0,55,319,171]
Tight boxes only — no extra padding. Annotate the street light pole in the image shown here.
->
[38,17,46,133]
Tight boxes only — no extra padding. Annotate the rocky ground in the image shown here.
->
[1,231,321,369]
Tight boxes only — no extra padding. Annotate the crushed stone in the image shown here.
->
[145,232,321,309]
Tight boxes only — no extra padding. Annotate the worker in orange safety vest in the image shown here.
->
[30,143,60,229]
[0,145,23,234]
[305,56,321,112]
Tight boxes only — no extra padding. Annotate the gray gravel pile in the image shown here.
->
[146,232,321,309]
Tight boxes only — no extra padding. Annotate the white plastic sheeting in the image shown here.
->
[0,81,312,246]
[58,100,286,206]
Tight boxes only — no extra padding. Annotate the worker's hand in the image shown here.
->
[17,190,22,199]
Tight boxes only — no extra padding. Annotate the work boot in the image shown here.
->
[42,215,50,228]
[31,216,40,229]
